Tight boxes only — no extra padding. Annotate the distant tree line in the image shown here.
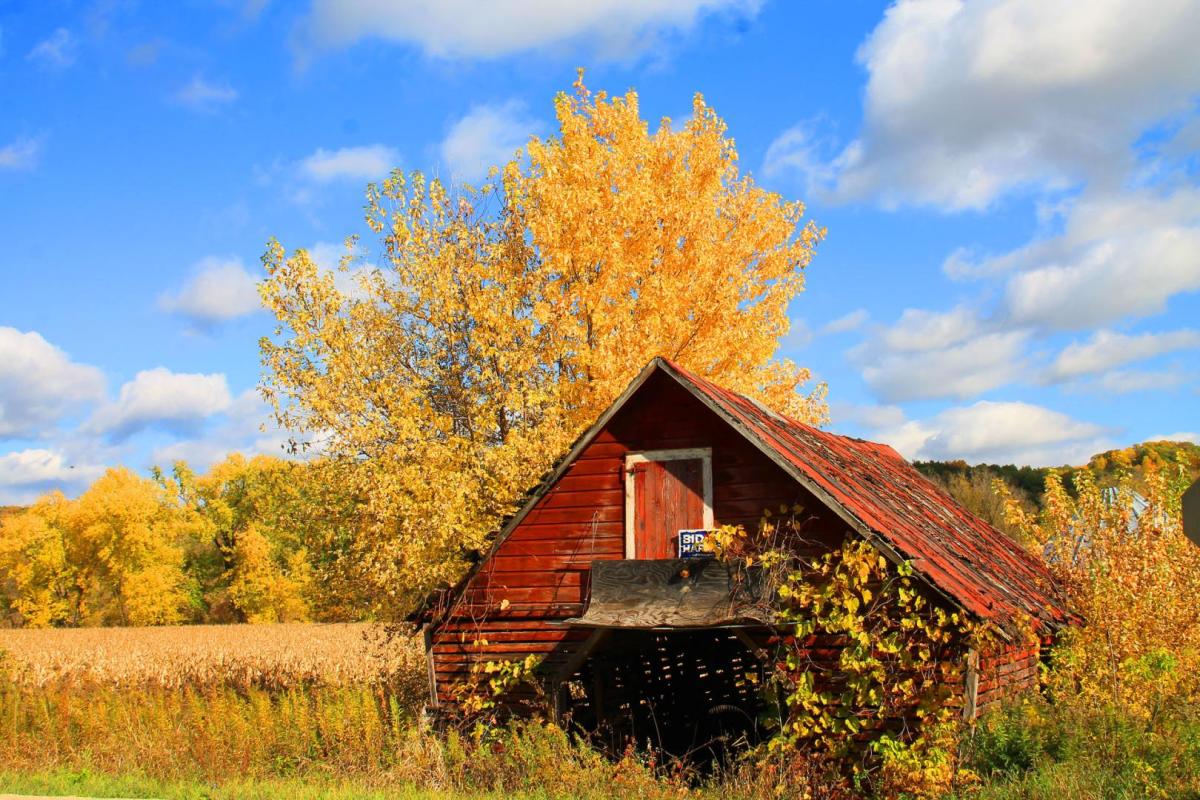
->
[0,455,372,627]
[915,439,1200,539]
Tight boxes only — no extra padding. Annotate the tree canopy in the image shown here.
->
[259,76,826,613]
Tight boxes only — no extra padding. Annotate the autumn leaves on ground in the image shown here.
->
[3,79,1200,800]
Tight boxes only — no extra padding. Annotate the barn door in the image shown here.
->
[625,448,714,559]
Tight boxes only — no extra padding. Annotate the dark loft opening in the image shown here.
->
[558,628,771,766]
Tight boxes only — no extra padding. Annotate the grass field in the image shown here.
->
[3,624,1200,799]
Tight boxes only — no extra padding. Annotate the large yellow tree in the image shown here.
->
[260,77,825,613]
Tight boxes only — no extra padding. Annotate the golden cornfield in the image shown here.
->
[0,622,426,691]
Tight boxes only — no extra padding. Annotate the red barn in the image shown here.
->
[418,358,1069,751]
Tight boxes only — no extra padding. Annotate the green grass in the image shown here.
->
[955,699,1200,800]
[0,767,557,800]
[0,769,705,800]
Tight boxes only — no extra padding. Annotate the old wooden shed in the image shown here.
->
[418,357,1069,751]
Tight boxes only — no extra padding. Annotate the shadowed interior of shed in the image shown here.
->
[558,628,771,764]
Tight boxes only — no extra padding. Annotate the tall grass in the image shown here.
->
[0,680,703,799]
[0,683,414,779]
[958,698,1200,800]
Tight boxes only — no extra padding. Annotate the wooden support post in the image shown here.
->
[963,648,980,722]
[423,625,439,709]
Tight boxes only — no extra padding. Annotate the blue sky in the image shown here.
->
[2,0,1198,503]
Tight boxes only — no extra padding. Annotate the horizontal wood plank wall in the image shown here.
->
[430,371,847,706]
[976,641,1040,712]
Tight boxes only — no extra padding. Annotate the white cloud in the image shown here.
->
[88,368,232,440]
[173,75,239,111]
[852,306,1028,403]
[942,187,1200,329]
[822,309,869,335]
[159,256,263,324]
[0,328,105,439]
[300,145,399,183]
[995,188,1200,328]
[0,137,41,170]
[0,448,105,505]
[1044,329,1200,382]
[27,28,77,69]
[296,0,762,61]
[150,390,297,471]
[874,401,1110,466]
[768,0,1200,210]
[834,402,906,431]
[878,306,979,352]
[859,330,1029,403]
[1152,431,1200,444]
[1091,369,1187,395]
[762,117,847,193]
[440,101,538,183]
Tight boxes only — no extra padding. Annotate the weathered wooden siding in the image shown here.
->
[976,640,1041,713]
[428,371,845,706]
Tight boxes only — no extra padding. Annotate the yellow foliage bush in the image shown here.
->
[1001,460,1200,726]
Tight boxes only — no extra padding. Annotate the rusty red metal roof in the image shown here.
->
[658,358,1071,634]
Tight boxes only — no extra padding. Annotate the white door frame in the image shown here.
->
[624,447,714,558]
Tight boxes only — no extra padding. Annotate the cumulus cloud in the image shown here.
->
[1044,329,1200,383]
[0,328,106,439]
[873,401,1111,466]
[173,75,239,112]
[988,188,1200,329]
[27,28,77,69]
[0,137,42,170]
[851,307,1028,403]
[834,402,906,431]
[822,309,869,335]
[150,390,297,471]
[877,306,979,352]
[159,257,263,324]
[88,368,232,440]
[859,330,1029,403]
[295,0,762,61]
[440,101,539,183]
[0,448,106,505]
[299,144,399,183]
[767,0,1200,210]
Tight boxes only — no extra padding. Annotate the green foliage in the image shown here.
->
[914,460,1051,502]
[961,698,1200,800]
[968,701,1069,779]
